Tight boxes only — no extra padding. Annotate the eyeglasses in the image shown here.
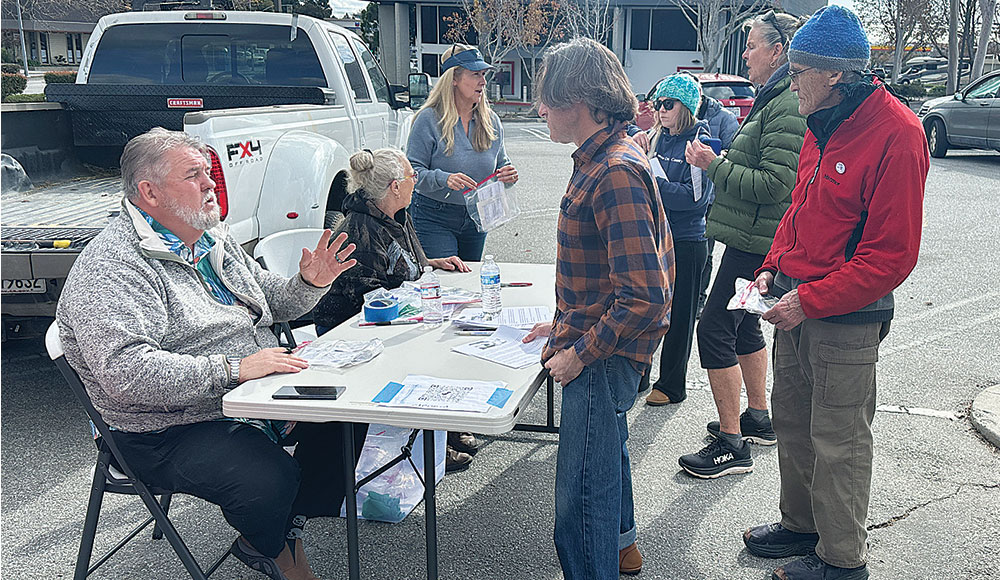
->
[398,171,418,183]
[764,12,787,47]
[654,99,678,111]
[787,67,815,82]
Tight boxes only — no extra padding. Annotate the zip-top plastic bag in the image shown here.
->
[727,277,779,316]
[463,172,521,232]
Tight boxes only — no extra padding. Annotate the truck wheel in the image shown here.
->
[927,119,949,158]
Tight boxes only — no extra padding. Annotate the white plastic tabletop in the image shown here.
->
[223,263,556,434]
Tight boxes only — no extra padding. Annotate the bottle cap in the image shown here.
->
[484,254,494,260]
[424,266,432,272]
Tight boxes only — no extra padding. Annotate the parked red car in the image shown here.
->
[636,72,755,131]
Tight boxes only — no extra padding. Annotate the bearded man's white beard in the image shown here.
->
[163,193,221,231]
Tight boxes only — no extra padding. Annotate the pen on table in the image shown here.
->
[501,282,532,287]
[359,318,422,327]
[455,330,494,336]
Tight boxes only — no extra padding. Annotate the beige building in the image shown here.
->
[1,6,100,66]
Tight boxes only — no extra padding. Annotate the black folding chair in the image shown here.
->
[45,322,231,579]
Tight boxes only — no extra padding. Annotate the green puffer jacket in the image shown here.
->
[706,75,806,255]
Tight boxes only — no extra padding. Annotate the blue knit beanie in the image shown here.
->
[789,5,870,72]
[654,74,701,116]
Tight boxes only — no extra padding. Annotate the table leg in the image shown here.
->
[546,375,555,429]
[342,423,360,580]
[423,429,438,580]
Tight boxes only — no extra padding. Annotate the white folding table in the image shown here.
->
[223,263,557,580]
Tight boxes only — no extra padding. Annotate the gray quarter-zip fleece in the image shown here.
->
[56,200,329,433]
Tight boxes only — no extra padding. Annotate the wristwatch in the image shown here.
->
[226,356,242,388]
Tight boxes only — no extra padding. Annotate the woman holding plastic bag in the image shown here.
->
[639,74,713,407]
[406,44,519,262]
[310,147,477,472]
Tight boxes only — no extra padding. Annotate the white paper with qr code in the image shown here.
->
[380,375,509,412]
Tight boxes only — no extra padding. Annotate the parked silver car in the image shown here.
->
[922,71,1000,157]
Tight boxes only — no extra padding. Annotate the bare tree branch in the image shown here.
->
[671,0,771,73]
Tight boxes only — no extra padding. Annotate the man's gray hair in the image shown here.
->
[536,37,637,124]
[347,147,406,203]
[120,127,209,201]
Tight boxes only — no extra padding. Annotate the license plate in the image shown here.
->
[726,106,742,116]
[1,278,47,294]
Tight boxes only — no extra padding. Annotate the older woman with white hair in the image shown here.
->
[406,44,518,262]
[310,147,479,472]
[679,10,807,480]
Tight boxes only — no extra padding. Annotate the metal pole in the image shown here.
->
[947,0,959,93]
[423,429,438,580]
[16,0,30,74]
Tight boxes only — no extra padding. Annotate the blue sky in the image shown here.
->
[328,0,370,17]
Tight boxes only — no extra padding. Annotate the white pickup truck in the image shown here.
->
[1,10,427,335]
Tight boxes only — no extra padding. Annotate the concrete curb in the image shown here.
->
[970,384,1000,449]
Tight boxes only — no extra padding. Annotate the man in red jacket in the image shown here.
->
[744,6,929,580]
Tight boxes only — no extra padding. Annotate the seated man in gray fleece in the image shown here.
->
[56,127,365,580]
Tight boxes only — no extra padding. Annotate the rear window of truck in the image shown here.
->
[88,23,325,86]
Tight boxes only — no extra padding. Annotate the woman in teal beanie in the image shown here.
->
[641,74,713,407]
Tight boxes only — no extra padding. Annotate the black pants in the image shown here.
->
[699,237,716,303]
[114,420,368,558]
[696,246,768,369]
[639,240,708,401]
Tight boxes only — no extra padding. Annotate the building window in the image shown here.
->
[75,34,83,62]
[29,34,37,61]
[39,32,49,64]
[66,34,75,63]
[630,9,697,51]
[419,5,477,45]
[422,53,439,76]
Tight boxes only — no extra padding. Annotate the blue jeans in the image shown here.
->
[410,193,487,261]
[554,354,641,580]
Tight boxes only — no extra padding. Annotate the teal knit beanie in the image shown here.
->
[654,74,701,116]
[789,5,870,72]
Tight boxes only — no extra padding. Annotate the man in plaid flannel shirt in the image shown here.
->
[523,38,675,579]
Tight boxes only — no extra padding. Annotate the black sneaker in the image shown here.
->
[744,522,819,558]
[772,553,869,580]
[229,537,291,580]
[678,437,753,479]
[447,431,483,455]
[707,409,777,446]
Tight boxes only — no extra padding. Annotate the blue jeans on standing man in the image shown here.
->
[410,193,487,261]
[554,354,641,580]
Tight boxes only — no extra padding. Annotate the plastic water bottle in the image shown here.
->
[480,255,502,318]
[419,266,443,328]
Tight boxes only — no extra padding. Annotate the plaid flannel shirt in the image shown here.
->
[542,122,675,371]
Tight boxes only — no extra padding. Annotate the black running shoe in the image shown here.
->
[678,437,753,479]
[772,553,869,580]
[707,409,777,446]
[744,522,819,558]
[229,537,291,580]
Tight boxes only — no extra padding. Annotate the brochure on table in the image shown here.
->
[451,325,544,369]
[373,375,513,413]
[451,305,551,330]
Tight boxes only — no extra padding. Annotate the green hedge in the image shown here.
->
[1,48,15,63]
[3,93,45,103]
[1,63,21,74]
[889,81,927,98]
[44,71,77,84]
[2,72,27,98]
[927,84,946,97]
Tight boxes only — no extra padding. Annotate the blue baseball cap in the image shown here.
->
[441,47,492,73]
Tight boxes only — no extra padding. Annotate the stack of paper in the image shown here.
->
[451,326,544,369]
[451,306,552,331]
[372,375,513,413]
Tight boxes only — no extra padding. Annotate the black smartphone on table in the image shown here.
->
[272,385,346,400]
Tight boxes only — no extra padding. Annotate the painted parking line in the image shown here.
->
[520,127,551,141]
[876,405,959,420]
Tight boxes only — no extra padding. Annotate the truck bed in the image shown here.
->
[1,176,121,229]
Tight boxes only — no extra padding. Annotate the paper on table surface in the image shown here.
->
[374,375,511,413]
[451,306,552,330]
[451,325,544,369]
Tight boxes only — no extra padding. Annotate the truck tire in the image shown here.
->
[927,118,949,158]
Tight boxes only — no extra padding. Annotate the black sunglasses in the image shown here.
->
[764,12,787,47]
[654,99,678,111]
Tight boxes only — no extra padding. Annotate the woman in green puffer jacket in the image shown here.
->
[675,10,807,478]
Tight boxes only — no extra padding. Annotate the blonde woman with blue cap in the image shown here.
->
[406,44,518,263]
[640,74,713,409]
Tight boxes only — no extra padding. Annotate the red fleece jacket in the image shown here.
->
[759,87,929,319]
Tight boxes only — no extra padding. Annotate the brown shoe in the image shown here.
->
[447,431,483,454]
[445,445,473,472]
[273,539,321,580]
[645,389,674,406]
[619,542,642,575]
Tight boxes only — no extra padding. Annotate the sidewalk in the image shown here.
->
[971,384,1000,448]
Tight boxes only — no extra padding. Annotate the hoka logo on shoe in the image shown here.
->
[715,453,733,465]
